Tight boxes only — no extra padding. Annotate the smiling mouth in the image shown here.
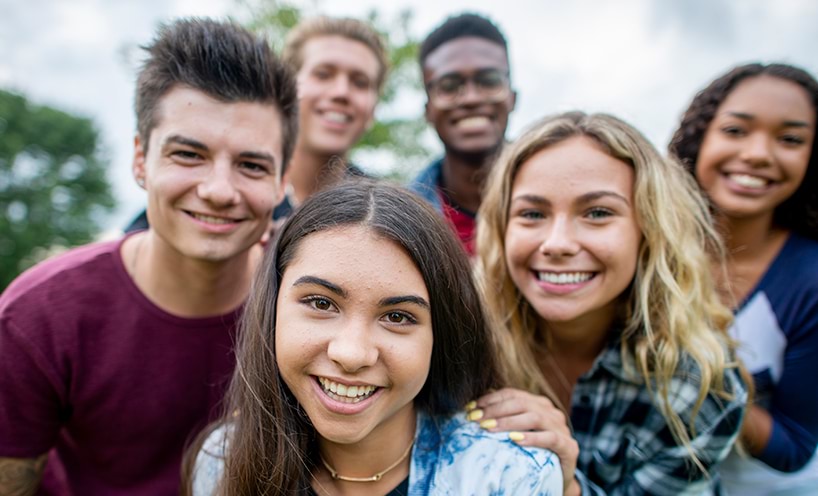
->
[726,173,771,189]
[536,271,596,285]
[454,115,491,130]
[186,211,239,224]
[317,377,379,404]
[322,111,352,124]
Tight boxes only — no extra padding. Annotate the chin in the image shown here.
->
[445,143,502,164]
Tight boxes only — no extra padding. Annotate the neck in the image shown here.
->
[717,212,779,259]
[440,149,497,213]
[287,144,348,204]
[122,231,257,317]
[314,406,415,496]
[539,308,614,367]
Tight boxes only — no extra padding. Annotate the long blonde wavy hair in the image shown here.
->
[475,111,741,470]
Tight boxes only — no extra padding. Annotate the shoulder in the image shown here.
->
[1,238,123,315]
[765,234,818,289]
[665,354,747,438]
[747,233,818,336]
[191,425,230,496]
[408,158,444,190]
[413,412,562,494]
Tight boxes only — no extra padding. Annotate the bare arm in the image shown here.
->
[0,455,47,496]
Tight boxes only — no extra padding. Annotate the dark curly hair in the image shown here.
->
[669,63,818,239]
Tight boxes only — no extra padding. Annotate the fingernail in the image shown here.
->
[508,431,525,442]
[465,400,477,411]
[467,409,484,421]
[479,419,497,429]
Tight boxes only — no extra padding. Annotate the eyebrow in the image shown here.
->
[164,134,207,151]
[292,276,347,298]
[724,111,811,128]
[511,191,630,207]
[379,295,430,309]
[163,134,278,166]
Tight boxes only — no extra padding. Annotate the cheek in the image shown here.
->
[504,226,537,266]
[245,181,279,213]
[399,332,434,391]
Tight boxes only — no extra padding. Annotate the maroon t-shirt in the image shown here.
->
[0,237,241,495]
[439,190,477,256]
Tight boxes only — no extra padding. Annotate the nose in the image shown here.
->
[326,320,379,373]
[539,216,581,257]
[329,75,352,101]
[458,79,483,106]
[740,132,773,167]
[196,160,240,207]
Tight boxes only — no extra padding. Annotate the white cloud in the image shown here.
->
[3,0,817,231]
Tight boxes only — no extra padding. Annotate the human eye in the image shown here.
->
[779,133,807,146]
[171,149,203,162]
[519,209,544,220]
[476,70,506,89]
[585,207,614,220]
[302,295,337,313]
[312,66,333,80]
[436,75,464,96]
[239,161,270,176]
[351,74,372,90]
[720,125,746,137]
[380,310,417,326]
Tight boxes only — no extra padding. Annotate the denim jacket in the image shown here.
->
[192,410,562,495]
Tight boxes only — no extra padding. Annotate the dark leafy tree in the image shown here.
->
[0,89,115,290]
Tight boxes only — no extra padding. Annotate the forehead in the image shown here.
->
[423,36,508,80]
[513,137,634,199]
[152,86,284,153]
[298,35,381,77]
[718,75,815,126]
[283,226,429,297]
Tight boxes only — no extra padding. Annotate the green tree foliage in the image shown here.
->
[0,89,115,290]
[239,0,432,179]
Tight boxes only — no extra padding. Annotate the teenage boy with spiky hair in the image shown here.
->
[0,18,297,494]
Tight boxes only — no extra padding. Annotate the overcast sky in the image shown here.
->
[2,0,817,232]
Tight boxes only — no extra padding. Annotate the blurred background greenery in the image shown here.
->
[0,0,430,291]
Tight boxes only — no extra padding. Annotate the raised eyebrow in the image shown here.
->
[782,120,812,129]
[510,194,550,207]
[379,295,430,310]
[722,112,811,129]
[577,191,630,207]
[164,134,208,151]
[292,276,347,298]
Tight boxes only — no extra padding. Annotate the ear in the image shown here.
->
[424,99,432,123]
[132,134,147,190]
[509,89,518,112]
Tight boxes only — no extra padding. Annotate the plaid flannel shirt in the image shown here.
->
[572,338,747,495]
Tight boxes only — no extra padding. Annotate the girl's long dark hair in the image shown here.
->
[182,180,500,494]
[669,62,818,239]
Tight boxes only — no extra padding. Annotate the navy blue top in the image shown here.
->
[730,233,818,471]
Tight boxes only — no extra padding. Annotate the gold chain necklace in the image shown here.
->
[319,439,414,483]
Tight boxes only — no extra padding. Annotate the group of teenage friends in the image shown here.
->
[0,10,816,496]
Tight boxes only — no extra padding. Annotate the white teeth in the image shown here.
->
[190,213,234,224]
[456,116,490,130]
[318,377,377,403]
[537,272,594,285]
[729,173,768,189]
[324,111,350,123]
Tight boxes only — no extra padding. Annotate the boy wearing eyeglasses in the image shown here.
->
[409,13,516,255]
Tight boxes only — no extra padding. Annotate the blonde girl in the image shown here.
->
[473,111,747,495]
